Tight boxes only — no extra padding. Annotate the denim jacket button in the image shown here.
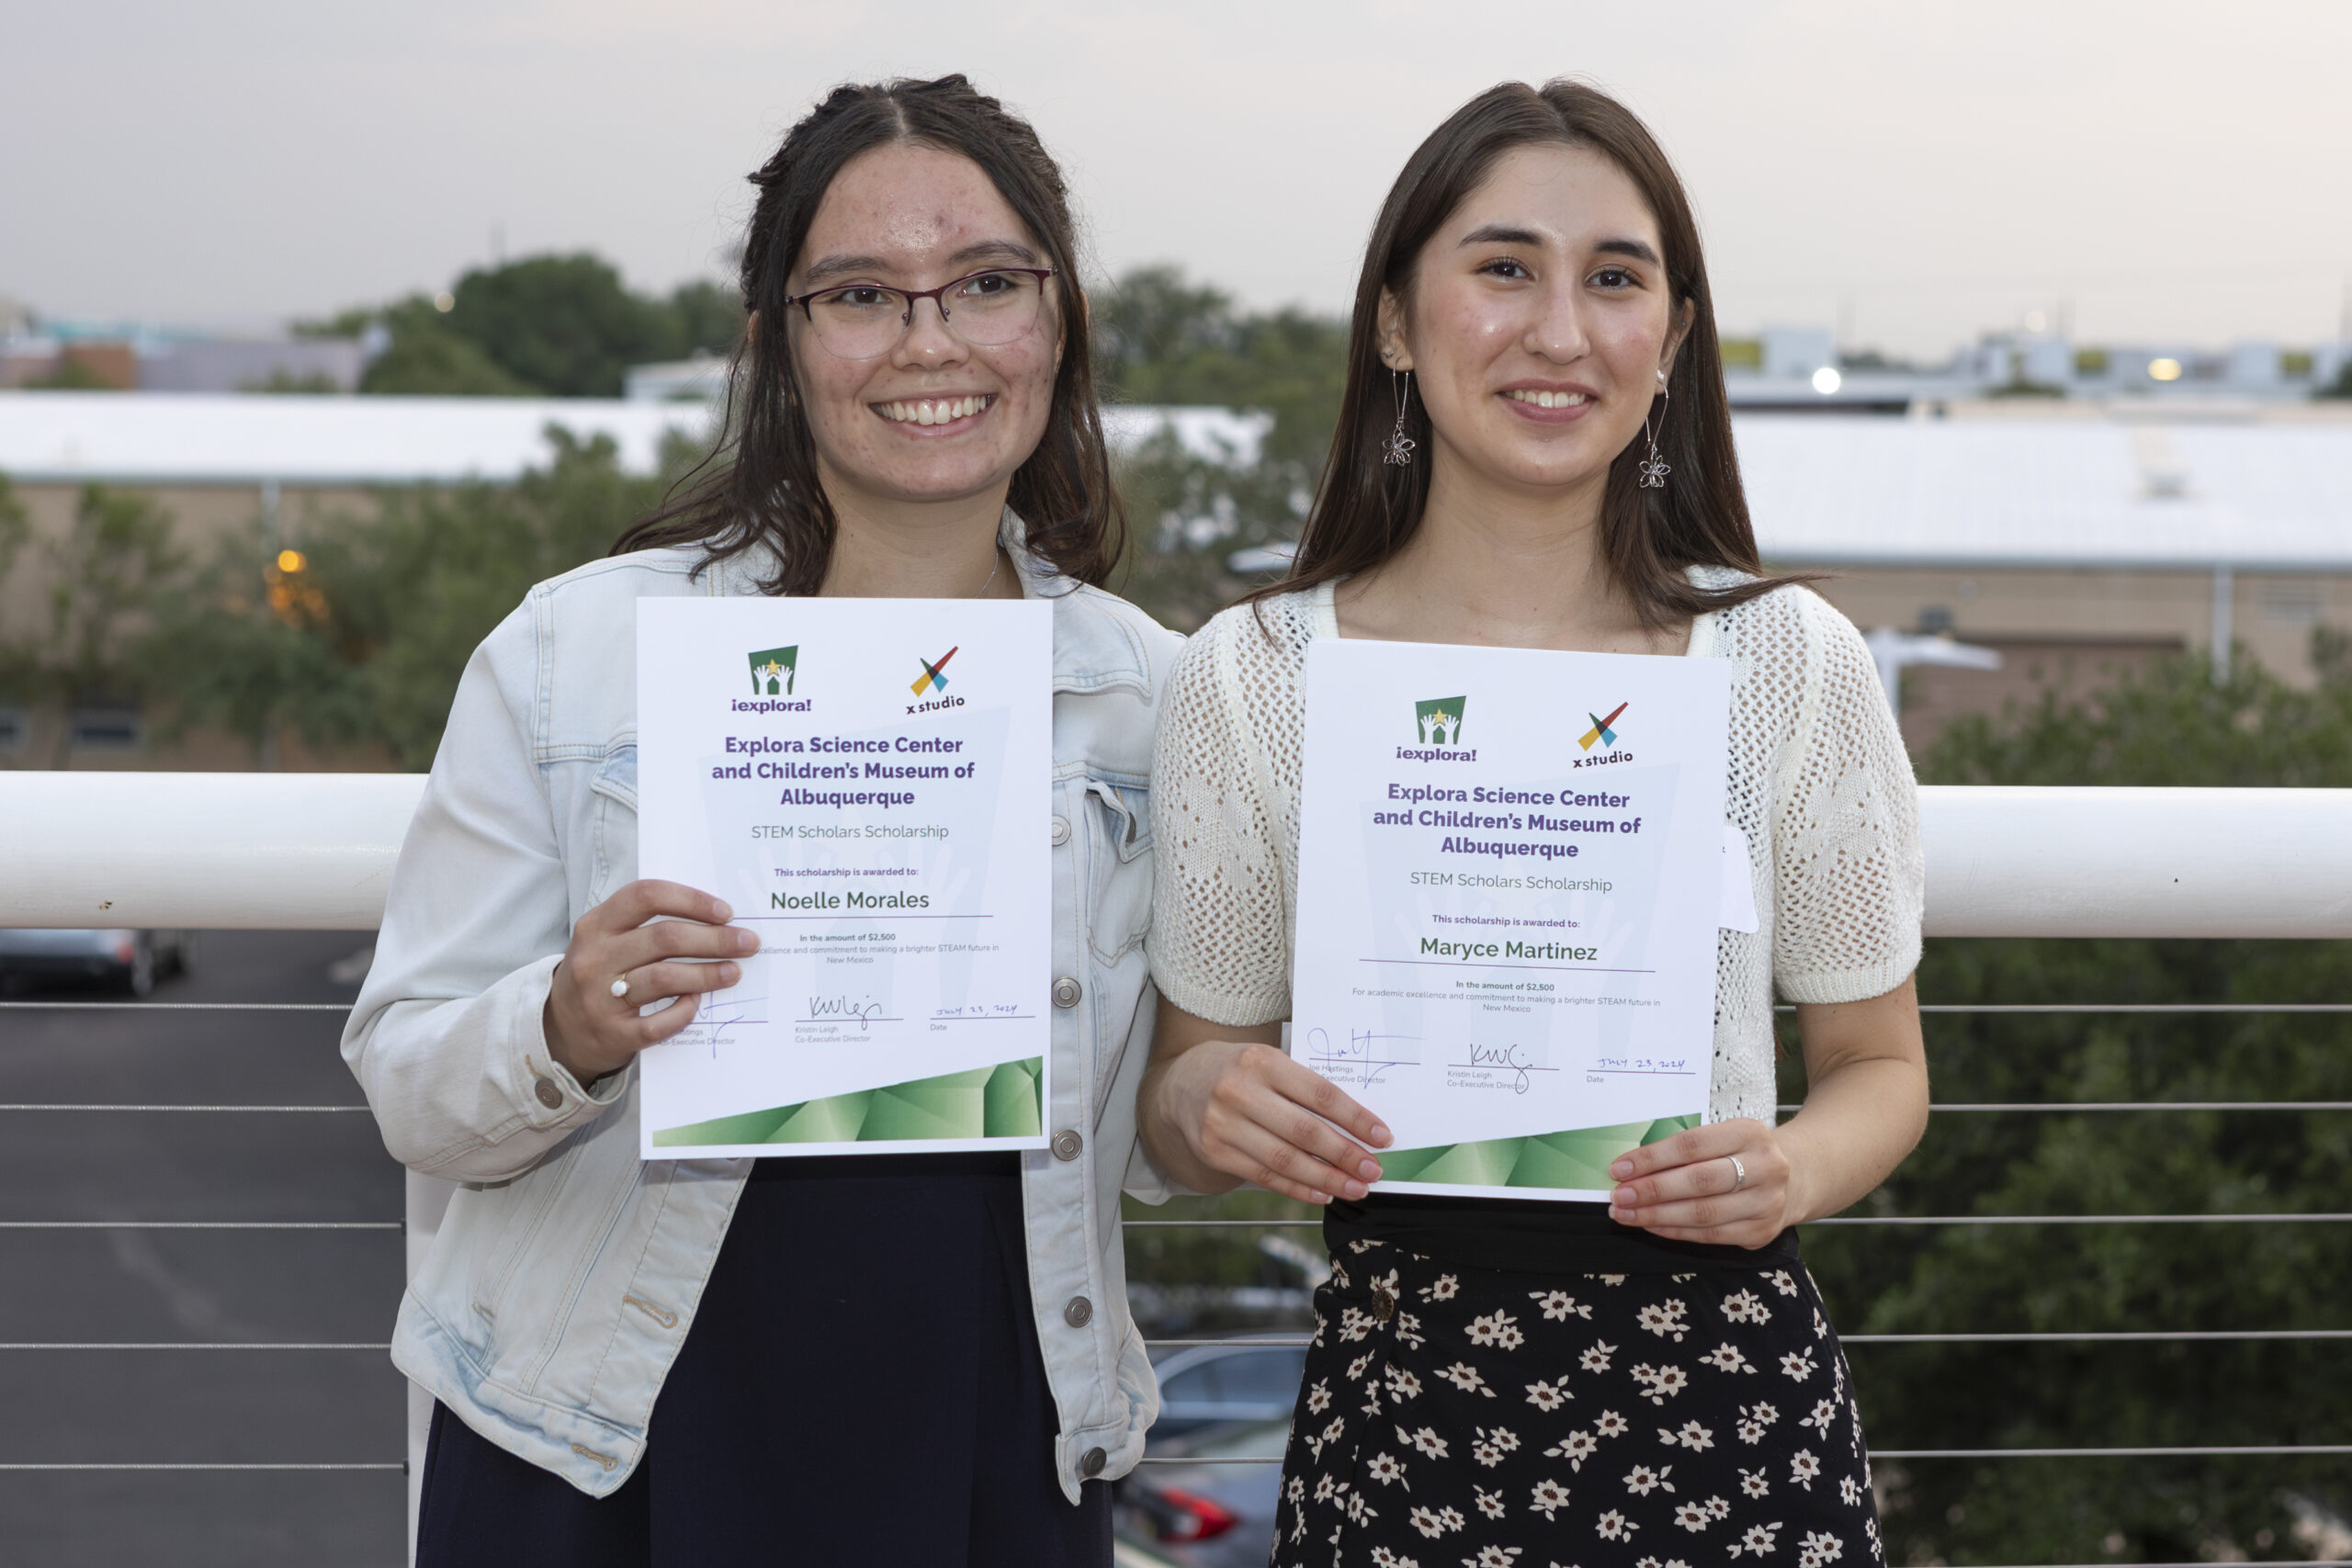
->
[1080,1446,1107,1478]
[532,1078,563,1111]
[1052,976,1081,1009]
[1051,1129,1083,1161]
[1063,1295,1092,1327]
[1050,817,1069,846]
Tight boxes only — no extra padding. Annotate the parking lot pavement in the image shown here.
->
[0,931,408,1568]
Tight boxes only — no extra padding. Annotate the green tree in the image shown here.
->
[1092,265,1350,630]
[145,429,688,769]
[444,254,676,398]
[662,279,743,360]
[5,486,185,763]
[1096,264,1350,472]
[1793,643,2352,1562]
[358,302,535,397]
[308,263,740,398]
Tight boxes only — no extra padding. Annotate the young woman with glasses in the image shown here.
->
[346,75,1176,1567]
[1138,80,1928,1562]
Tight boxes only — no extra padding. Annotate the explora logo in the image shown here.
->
[1414,696,1466,747]
[748,646,797,695]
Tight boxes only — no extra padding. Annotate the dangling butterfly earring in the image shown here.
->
[1382,365,1418,468]
[1638,369,1672,489]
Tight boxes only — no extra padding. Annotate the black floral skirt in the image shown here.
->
[1272,1237,1882,1568]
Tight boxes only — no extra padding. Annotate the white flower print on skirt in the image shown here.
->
[1269,1238,1883,1568]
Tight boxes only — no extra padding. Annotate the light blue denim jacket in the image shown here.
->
[343,513,1179,1500]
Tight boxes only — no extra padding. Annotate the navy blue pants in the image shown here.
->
[414,1154,1110,1567]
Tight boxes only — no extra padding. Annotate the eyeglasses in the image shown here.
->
[782,266,1058,360]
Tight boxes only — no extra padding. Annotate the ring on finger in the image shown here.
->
[609,974,632,1000]
[1724,1154,1747,1192]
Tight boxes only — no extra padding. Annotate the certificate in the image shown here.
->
[632,597,1053,1158]
[1291,637,1732,1201]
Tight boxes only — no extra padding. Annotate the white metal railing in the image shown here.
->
[3,775,2349,1563]
[6,775,2351,938]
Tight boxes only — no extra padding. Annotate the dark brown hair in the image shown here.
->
[614,74,1125,592]
[1264,79,1794,626]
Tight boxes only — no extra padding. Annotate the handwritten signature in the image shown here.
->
[806,994,886,1030]
[1306,1028,1420,1089]
[1460,1042,1556,1095]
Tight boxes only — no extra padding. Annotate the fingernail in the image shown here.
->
[715,901,733,921]
[1370,1122,1393,1148]
[1610,1159,1633,1179]
[719,964,740,985]
[1358,1159,1382,1181]
[737,930,759,953]
[1342,1179,1368,1200]
[1611,1186,1635,1206]
[1308,1190,1332,1205]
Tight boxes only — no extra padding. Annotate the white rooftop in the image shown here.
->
[0,392,1268,488]
[0,392,715,486]
[0,392,2345,571]
[1737,413,2352,571]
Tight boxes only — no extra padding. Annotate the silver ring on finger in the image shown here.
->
[1725,1154,1747,1192]
[609,974,632,1000]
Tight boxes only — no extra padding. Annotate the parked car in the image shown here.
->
[1114,1416,1289,1568]
[0,929,189,997]
[1146,1339,1308,1438]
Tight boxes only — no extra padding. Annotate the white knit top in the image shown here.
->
[1146,570,1924,1125]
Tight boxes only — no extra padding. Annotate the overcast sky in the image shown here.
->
[7,0,2349,358]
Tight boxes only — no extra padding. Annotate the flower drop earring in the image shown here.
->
[1638,370,1672,489]
[1382,368,1418,468]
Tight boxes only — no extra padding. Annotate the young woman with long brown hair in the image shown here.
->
[347,76,1175,1567]
[1138,80,1927,1562]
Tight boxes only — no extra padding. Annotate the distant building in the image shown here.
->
[1739,401,2352,747]
[1724,327,2351,412]
[624,353,731,403]
[0,333,367,392]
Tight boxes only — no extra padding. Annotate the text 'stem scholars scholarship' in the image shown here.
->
[1291,638,1734,1201]
[633,598,1054,1158]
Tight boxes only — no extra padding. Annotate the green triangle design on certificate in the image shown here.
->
[650,1055,1045,1147]
[1375,1113,1700,1191]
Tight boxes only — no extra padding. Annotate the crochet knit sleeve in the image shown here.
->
[1147,608,1299,1029]
[1770,594,1926,1005]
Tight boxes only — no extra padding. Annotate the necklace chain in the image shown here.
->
[974,547,1002,599]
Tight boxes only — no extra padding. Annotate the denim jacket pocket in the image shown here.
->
[1082,778,1153,967]
[589,742,638,904]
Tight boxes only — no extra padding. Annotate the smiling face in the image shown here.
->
[1381,142,1690,507]
[785,141,1064,515]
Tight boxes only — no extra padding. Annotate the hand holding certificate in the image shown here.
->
[1291,637,1733,1201]
[632,597,1054,1158]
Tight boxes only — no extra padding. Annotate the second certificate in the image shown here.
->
[634,596,1053,1158]
[1292,637,1732,1201]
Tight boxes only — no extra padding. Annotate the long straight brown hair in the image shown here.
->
[614,75,1125,592]
[1263,79,1794,626]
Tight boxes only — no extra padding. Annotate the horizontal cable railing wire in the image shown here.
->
[1140,1443,2352,1466]
[1125,1213,2352,1227]
[0,1104,369,1113]
[0,1462,404,1472]
[7,999,2346,1013]
[0,1220,400,1231]
[1785,1101,2352,1113]
[14,1101,2350,1115]
[0,1000,354,1011]
[0,1343,390,1351]
[1143,1329,2352,1348]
